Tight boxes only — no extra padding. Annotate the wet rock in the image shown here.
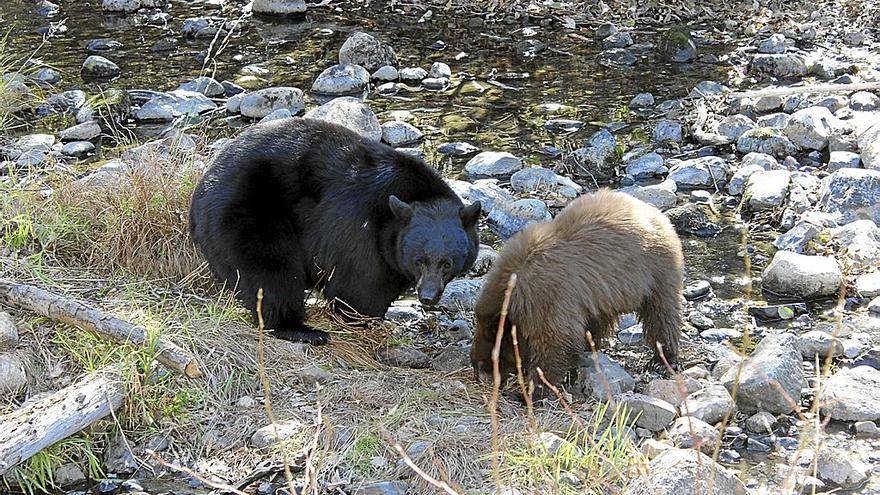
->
[819,366,880,421]
[510,166,559,192]
[432,344,471,372]
[437,142,479,156]
[134,90,217,121]
[646,377,701,407]
[81,55,120,79]
[0,313,20,352]
[399,67,427,82]
[47,89,86,112]
[102,0,141,12]
[625,448,747,495]
[62,141,95,158]
[304,97,381,141]
[665,203,721,237]
[258,108,294,124]
[737,127,798,158]
[464,152,522,180]
[717,114,755,142]
[355,481,409,495]
[621,180,678,211]
[252,0,306,15]
[797,330,844,359]
[60,121,101,141]
[178,76,225,97]
[565,129,618,181]
[377,346,431,369]
[720,333,806,414]
[430,62,451,79]
[667,156,728,188]
[544,119,584,133]
[251,419,306,448]
[683,384,735,424]
[858,122,880,170]
[816,168,880,224]
[54,463,86,487]
[577,353,636,400]
[338,32,397,73]
[773,220,819,252]
[757,33,786,54]
[371,65,398,82]
[850,91,880,111]
[683,280,712,300]
[666,416,719,454]
[104,434,138,474]
[856,271,880,298]
[437,278,483,312]
[602,32,633,49]
[745,411,777,434]
[762,251,842,298]
[0,353,27,395]
[597,48,636,67]
[594,22,618,39]
[487,199,551,239]
[690,81,728,99]
[816,446,870,489]
[381,121,422,147]
[616,392,676,431]
[421,77,448,90]
[749,53,807,78]
[828,150,861,171]
[784,106,839,150]
[625,152,666,179]
[629,93,655,108]
[653,119,682,143]
[311,63,370,96]
[756,112,790,129]
[744,169,790,209]
[657,27,697,62]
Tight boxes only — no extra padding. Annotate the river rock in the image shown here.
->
[720,333,806,414]
[625,152,666,179]
[355,481,409,495]
[727,164,765,196]
[798,330,844,359]
[749,53,808,78]
[0,312,19,352]
[616,392,676,431]
[657,27,697,62]
[816,168,880,224]
[399,67,427,82]
[755,95,783,113]
[102,0,141,12]
[653,119,682,143]
[251,419,306,448]
[621,180,678,211]
[311,64,370,96]
[54,463,86,487]
[62,141,95,158]
[465,152,522,180]
[134,90,217,121]
[717,114,755,142]
[646,377,701,407]
[377,346,431,369]
[757,33,786,54]
[820,366,880,421]
[338,32,397,73]
[816,446,870,489]
[429,62,452,79]
[745,411,777,434]
[437,278,483,312]
[737,127,798,158]
[178,76,225,97]
[0,353,27,395]
[576,353,635,401]
[828,150,861,171]
[238,86,303,119]
[624,448,747,495]
[858,122,880,170]
[665,203,721,237]
[437,142,479,156]
[602,32,634,49]
[432,344,470,372]
[371,65,398,82]
[59,121,101,142]
[773,220,820,252]
[666,416,719,454]
[757,112,791,129]
[258,108,294,124]
[830,220,880,266]
[81,55,120,78]
[784,106,839,150]
[487,199,551,239]
[850,91,880,111]
[446,179,512,214]
[381,121,422,147]
[856,271,880,298]
[597,48,637,67]
[683,384,735,424]
[252,0,306,14]
[304,97,381,141]
[744,169,790,209]
[565,129,618,181]
[762,251,842,298]
[510,167,558,192]
[668,156,728,188]
[629,93,655,108]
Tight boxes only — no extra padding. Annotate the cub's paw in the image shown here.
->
[271,326,331,345]
[645,355,678,376]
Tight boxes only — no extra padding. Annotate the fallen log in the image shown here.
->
[728,81,880,100]
[0,366,126,476]
[0,280,201,378]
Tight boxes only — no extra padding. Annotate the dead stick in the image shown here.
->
[728,81,880,99]
[0,366,126,476]
[0,279,201,378]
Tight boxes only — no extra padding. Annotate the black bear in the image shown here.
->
[189,118,481,344]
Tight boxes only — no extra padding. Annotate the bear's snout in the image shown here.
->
[416,274,444,306]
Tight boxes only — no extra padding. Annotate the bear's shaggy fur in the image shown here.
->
[190,118,480,344]
[471,189,684,389]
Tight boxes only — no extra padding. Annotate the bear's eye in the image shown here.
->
[441,260,452,271]
[415,257,425,267]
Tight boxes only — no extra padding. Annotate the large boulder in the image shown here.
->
[239,87,304,119]
[338,32,397,72]
[720,333,806,414]
[784,106,839,150]
[656,27,697,62]
[304,97,381,141]
[761,251,842,299]
[819,366,880,421]
[744,170,791,210]
[625,448,748,495]
[816,168,880,224]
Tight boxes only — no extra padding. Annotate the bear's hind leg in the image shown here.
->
[638,284,682,374]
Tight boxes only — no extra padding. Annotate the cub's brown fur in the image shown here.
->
[471,189,684,390]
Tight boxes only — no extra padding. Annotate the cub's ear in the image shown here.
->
[459,201,482,228]
[388,195,413,223]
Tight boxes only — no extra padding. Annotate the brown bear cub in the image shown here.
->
[471,189,684,392]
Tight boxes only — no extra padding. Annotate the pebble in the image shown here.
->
[653,119,683,143]
[81,55,120,78]
[61,141,95,157]
[683,280,712,300]
[629,93,655,108]
[399,67,427,82]
[429,62,451,79]
[59,121,101,141]
[381,121,423,147]
[745,411,777,434]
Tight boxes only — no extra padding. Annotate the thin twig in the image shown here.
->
[384,433,462,495]
[488,273,517,494]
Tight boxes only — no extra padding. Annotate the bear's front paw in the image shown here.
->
[271,327,331,345]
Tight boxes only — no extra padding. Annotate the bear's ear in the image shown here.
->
[459,201,482,228]
[388,195,413,223]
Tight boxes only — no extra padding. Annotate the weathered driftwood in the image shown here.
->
[0,280,201,378]
[729,81,880,100]
[0,366,126,476]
